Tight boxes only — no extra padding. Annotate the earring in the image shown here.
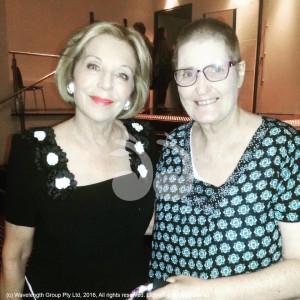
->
[123,100,131,111]
[67,82,75,95]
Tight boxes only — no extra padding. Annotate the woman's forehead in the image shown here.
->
[180,37,227,50]
[177,39,229,65]
[81,34,137,68]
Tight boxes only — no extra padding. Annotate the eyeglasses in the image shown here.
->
[174,61,239,87]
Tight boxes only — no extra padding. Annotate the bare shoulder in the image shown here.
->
[52,119,73,140]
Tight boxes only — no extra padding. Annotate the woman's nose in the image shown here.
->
[99,71,113,90]
[194,72,210,94]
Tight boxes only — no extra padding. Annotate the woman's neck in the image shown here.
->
[192,108,261,155]
[197,107,242,136]
[70,114,124,147]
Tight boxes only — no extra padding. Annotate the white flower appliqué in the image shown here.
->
[134,141,145,154]
[55,177,71,189]
[34,131,46,141]
[47,152,59,166]
[137,164,148,178]
[132,123,143,132]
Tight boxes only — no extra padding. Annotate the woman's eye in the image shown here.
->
[87,63,100,71]
[183,70,194,78]
[211,65,226,73]
[116,73,129,81]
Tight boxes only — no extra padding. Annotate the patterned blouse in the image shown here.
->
[149,116,300,281]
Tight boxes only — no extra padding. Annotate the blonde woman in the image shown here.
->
[1,22,156,299]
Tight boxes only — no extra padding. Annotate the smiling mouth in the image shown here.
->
[195,98,220,106]
[90,96,113,106]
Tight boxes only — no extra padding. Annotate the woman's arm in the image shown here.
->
[0,221,35,300]
[148,221,300,300]
[145,212,155,235]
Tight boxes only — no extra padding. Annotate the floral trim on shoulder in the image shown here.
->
[23,127,77,200]
[23,120,153,200]
[122,119,153,179]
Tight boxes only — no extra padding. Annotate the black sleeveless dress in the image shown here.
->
[5,119,157,299]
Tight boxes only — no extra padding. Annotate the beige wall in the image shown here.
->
[256,0,300,114]
[0,0,154,165]
[5,0,154,78]
[153,0,259,112]
[0,0,18,165]
[5,0,154,110]
[154,0,300,115]
[1,0,299,164]
[0,0,10,98]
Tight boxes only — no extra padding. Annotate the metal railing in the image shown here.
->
[0,51,58,132]
[9,50,59,59]
[0,71,56,105]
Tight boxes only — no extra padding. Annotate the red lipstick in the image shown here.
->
[90,96,113,106]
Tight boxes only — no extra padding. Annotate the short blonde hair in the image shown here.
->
[55,21,152,119]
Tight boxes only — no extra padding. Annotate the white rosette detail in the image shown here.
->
[47,152,59,166]
[55,177,71,189]
[132,123,143,132]
[137,164,148,178]
[134,141,145,154]
[34,131,46,141]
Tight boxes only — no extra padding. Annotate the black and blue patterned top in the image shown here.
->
[149,117,300,281]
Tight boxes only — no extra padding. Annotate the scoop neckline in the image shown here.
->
[48,122,134,189]
[187,116,266,190]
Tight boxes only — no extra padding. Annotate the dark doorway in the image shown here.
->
[153,4,192,114]
[154,4,192,47]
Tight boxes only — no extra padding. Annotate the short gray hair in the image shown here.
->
[173,18,241,68]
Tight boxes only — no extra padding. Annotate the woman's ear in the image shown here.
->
[237,61,246,88]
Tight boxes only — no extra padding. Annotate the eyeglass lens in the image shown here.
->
[174,62,235,87]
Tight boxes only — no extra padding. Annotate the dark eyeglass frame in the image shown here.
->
[174,61,240,87]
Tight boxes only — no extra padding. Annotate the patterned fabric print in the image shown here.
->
[149,117,300,281]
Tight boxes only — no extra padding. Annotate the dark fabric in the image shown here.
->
[152,39,173,106]
[152,65,173,106]
[5,119,157,299]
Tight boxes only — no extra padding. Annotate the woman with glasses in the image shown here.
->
[148,18,300,299]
